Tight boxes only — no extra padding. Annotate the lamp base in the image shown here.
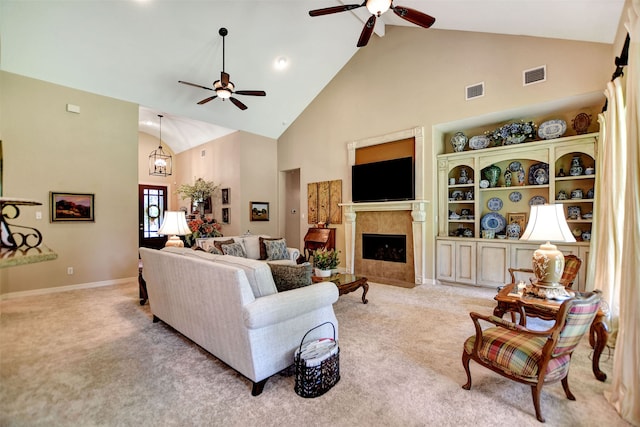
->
[164,235,184,248]
[530,282,571,299]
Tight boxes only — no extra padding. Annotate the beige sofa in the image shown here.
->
[139,247,339,395]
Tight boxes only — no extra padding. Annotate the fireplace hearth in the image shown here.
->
[362,233,406,263]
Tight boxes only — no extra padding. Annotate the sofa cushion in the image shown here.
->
[264,239,289,261]
[268,262,312,292]
[241,235,264,260]
[259,237,282,260]
[222,242,247,258]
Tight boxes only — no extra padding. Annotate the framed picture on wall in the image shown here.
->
[50,192,95,222]
[250,201,269,221]
[222,207,230,224]
[222,188,230,205]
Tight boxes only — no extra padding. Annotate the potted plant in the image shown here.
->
[176,178,219,213]
[313,248,340,277]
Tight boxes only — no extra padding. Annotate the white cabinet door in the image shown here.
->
[577,246,591,292]
[436,240,456,282]
[477,242,509,287]
[455,241,476,284]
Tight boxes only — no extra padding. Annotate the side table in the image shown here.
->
[494,283,608,381]
[312,273,369,304]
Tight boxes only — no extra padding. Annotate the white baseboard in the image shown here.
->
[0,277,137,301]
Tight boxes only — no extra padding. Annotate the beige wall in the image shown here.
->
[175,131,278,237]
[277,28,613,281]
[0,71,139,295]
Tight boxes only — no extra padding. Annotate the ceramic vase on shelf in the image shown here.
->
[482,164,501,188]
[450,132,468,152]
[569,156,583,176]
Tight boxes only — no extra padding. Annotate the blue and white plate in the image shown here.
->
[528,163,549,185]
[508,161,522,172]
[509,191,522,202]
[481,212,506,233]
[487,197,503,211]
[469,135,490,150]
[529,195,547,205]
[538,119,567,140]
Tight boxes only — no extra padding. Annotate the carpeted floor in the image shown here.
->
[0,280,629,427]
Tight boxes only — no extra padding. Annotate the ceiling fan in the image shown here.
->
[179,28,266,111]
[309,0,436,47]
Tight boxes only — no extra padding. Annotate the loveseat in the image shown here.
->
[196,234,300,264]
[139,246,339,395]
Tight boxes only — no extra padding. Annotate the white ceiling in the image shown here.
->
[0,1,625,153]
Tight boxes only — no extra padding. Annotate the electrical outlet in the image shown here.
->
[35,211,42,220]
[67,267,74,275]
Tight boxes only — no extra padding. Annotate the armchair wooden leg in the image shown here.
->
[561,376,576,400]
[461,351,472,390]
[531,384,545,423]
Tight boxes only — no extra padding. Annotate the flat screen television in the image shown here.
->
[351,157,415,202]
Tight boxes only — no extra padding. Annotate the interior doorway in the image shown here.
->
[139,184,168,249]
[283,169,300,250]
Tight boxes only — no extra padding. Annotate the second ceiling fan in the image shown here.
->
[179,28,266,111]
[309,0,436,47]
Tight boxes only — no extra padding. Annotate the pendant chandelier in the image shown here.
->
[149,114,172,177]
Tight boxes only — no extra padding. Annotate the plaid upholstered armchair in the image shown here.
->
[461,291,601,423]
[508,254,582,289]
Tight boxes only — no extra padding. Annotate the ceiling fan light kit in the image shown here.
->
[309,0,436,47]
[179,27,266,110]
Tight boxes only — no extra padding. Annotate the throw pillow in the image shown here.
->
[264,238,288,261]
[221,242,247,258]
[259,237,282,260]
[269,262,312,292]
[208,246,223,255]
[214,238,235,253]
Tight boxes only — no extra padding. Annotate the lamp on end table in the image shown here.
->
[520,204,576,299]
[158,211,191,247]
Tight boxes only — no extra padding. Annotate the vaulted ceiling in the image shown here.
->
[0,1,625,153]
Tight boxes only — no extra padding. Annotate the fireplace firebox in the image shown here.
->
[362,233,406,263]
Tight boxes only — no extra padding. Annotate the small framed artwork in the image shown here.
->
[250,201,269,221]
[50,192,95,222]
[222,207,230,224]
[507,212,527,236]
[203,196,212,214]
[221,188,230,205]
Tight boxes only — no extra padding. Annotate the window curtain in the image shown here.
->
[590,1,640,424]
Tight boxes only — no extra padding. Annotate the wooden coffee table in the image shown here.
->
[312,273,369,304]
[494,283,608,381]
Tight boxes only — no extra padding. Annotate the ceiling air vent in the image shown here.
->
[523,65,546,86]
[465,82,484,100]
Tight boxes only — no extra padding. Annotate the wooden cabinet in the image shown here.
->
[436,133,597,288]
[303,227,336,260]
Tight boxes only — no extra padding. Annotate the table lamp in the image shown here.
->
[158,211,191,247]
[520,204,576,298]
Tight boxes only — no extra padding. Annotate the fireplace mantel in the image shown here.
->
[340,200,430,284]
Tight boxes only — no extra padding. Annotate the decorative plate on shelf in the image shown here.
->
[469,135,490,150]
[529,195,547,205]
[528,163,549,185]
[481,212,507,233]
[451,190,464,200]
[508,161,522,172]
[538,119,567,140]
[487,197,503,211]
[509,191,522,202]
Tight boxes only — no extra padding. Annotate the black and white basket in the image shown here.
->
[294,322,340,398]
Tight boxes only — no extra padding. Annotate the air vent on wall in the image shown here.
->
[523,65,546,86]
[465,82,484,100]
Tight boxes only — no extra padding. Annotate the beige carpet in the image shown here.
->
[0,280,629,426]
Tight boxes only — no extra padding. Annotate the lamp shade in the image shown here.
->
[520,204,576,243]
[158,211,191,247]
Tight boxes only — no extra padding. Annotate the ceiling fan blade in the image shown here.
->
[392,6,436,28]
[178,80,214,91]
[309,3,364,17]
[229,97,248,110]
[235,90,266,96]
[221,71,230,87]
[357,15,376,47]
[197,95,217,105]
